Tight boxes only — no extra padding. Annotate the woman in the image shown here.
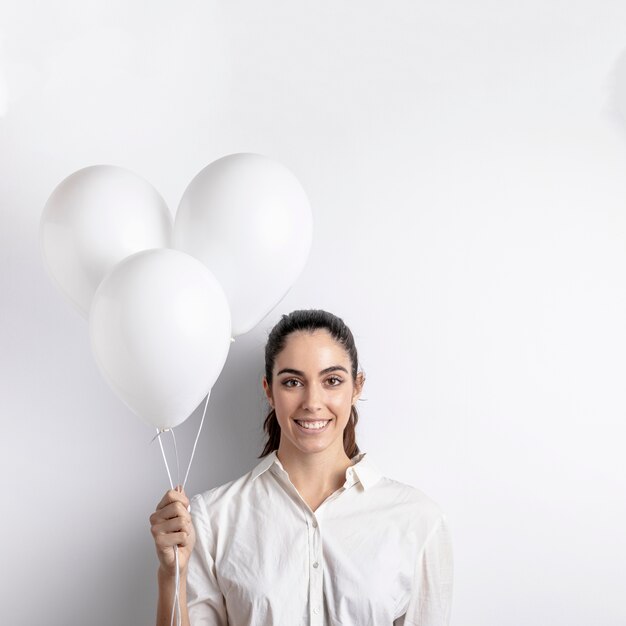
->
[150,309,454,625]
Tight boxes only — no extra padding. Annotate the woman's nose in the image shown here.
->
[301,383,323,412]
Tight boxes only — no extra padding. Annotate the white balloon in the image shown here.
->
[40,165,172,317]
[89,248,231,430]
[174,153,313,336]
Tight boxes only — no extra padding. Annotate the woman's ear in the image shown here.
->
[352,372,365,404]
[262,376,274,408]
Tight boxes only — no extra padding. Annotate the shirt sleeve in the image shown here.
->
[401,514,454,626]
[186,494,229,626]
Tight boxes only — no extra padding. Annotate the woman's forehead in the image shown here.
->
[275,330,350,366]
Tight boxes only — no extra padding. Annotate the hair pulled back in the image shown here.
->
[259,309,363,459]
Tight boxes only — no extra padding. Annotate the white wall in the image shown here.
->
[2,1,626,624]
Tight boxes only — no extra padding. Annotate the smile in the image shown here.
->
[294,419,332,433]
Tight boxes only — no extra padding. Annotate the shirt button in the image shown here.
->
[313,561,319,568]
[312,519,318,528]
[313,608,320,615]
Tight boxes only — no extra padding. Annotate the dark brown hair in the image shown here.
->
[258,309,363,459]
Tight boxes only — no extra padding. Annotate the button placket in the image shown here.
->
[308,514,323,625]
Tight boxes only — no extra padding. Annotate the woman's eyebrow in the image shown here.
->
[276,365,349,377]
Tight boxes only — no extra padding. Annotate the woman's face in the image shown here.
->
[263,329,363,457]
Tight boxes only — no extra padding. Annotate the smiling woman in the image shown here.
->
[150,309,453,626]
[260,312,364,471]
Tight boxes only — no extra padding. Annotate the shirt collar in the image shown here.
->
[349,452,383,490]
[250,450,382,490]
[251,451,279,482]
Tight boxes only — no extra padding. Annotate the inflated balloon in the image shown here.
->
[40,165,172,317]
[89,248,231,430]
[174,153,313,336]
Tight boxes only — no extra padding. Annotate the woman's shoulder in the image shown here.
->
[379,474,445,516]
[359,450,447,529]
[356,452,444,512]
[346,452,448,545]
[364,475,448,545]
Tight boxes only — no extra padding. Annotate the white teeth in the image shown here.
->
[295,420,330,430]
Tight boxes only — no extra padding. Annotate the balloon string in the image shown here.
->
[170,546,181,626]
[156,430,181,626]
[152,428,180,626]
[152,390,212,626]
[169,428,181,490]
[157,431,174,490]
[183,390,210,489]
[155,428,179,626]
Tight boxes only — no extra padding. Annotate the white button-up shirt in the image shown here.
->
[187,450,453,625]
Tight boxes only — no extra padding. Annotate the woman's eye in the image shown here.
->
[283,379,302,388]
[327,376,343,386]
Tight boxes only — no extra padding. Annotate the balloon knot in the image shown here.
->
[150,428,171,444]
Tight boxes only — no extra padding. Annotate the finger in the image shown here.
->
[154,531,192,549]
[153,500,191,522]
[156,488,185,509]
[150,502,191,527]
[156,487,190,510]
[177,486,192,511]
[151,516,192,537]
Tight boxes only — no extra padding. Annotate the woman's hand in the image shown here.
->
[150,486,196,578]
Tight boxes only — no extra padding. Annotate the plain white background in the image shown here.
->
[2,1,626,624]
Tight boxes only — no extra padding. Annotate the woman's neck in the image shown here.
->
[276,442,354,506]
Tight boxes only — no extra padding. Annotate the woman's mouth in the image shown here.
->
[294,419,332,433]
